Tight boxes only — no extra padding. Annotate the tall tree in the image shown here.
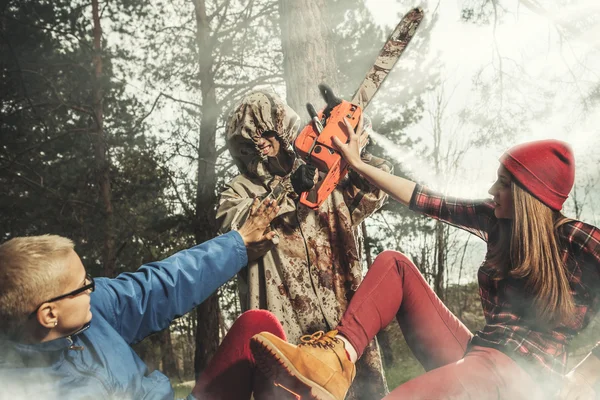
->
[278,0,340,110]
[136,0,283,375]
[91,0,117,277]
[275,1,403,398]
[191,0,221,375]
[0,0,178,282]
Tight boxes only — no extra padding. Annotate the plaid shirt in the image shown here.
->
[409,184,600,381]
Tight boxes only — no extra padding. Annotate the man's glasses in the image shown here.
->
[29,274,95,318]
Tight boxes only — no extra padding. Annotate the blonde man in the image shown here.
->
[0,198,291,400]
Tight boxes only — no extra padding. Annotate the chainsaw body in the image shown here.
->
[294,100,362,210]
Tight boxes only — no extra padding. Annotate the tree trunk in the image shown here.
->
[433,220,445,300]
[277,0,340,111]
[91,0,116,277]
[278,2,389,398]
[431,88,446,299]
[191,0,221,378]
[159,329,181,382]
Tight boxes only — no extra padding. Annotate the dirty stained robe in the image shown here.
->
[217,91,392,399]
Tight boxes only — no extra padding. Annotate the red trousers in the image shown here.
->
[337,251,545,400]
[191,309,286,400]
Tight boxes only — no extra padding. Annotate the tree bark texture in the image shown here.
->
[159,329,181,381]
[192,0,221,378]
[277,0,340,112]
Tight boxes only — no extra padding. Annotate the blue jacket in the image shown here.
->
[0,231,248,400]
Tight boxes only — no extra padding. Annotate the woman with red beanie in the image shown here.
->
[250,116,600,400]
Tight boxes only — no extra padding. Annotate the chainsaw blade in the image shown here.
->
[351,7,424,109]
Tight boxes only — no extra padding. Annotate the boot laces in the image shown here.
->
[299,331,340,349]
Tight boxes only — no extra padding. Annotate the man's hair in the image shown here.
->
[0,235,74,337]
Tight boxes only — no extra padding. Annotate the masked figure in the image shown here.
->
[217,91,393,399]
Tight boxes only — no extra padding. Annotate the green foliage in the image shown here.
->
[0,1,180,273]
[7,0,597,389]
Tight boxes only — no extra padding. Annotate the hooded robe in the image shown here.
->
[217,91,392,399]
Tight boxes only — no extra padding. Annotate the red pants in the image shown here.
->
[337,251,544,400]
[191,309,286,400]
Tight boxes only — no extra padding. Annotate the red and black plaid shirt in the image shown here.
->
[409,184,600,380]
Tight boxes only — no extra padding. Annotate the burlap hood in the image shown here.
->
[225,91,301,180]
[218,93,393,397]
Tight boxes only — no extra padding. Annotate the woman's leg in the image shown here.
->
[337,250,472,370]
[382,346,545,400]
[248,251,473,400]
[191,309,286,400]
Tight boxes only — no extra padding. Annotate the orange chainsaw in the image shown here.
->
[293,7,424,210]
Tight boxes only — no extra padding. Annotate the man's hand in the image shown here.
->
[236,197,280,247]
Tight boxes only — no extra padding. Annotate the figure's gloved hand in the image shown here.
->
[291,164,317,195]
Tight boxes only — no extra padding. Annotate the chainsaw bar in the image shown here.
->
[351,8,424,109]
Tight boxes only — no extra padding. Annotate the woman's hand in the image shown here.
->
[556,369,596,400]
[236,197,280,247]
[332,115,365,169]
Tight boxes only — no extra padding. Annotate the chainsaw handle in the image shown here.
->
[298,158,348,210]
[299,191,320,210]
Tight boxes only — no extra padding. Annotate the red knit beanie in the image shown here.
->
[499,140,575,211]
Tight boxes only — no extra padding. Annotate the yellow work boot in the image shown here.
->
[250,330,356,400]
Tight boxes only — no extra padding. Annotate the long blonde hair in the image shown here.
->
[488,183,575,326]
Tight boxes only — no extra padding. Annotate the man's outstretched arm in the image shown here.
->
[92,198,279,344]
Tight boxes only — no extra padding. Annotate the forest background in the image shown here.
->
[2,0,599,397]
